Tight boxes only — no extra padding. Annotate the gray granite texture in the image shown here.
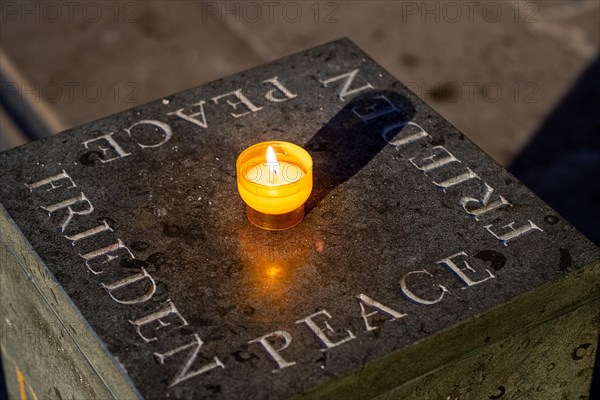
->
[0,39,599,399]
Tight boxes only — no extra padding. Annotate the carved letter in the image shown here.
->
[154,334,224,387]
[125,119,173,149]
[352,95,399,123]
[168,101,208,128]
[484,221,543,246]
[248,330,296,371]
[357,293,407,332]
[101,268,157,305]
[400,269,448,305]
[436,251,495,287]
[129,301,189,343]
[460,183,511,220]
[296,310,356,351]
[82,132,131,163]
[433,168,480,192]
[42,193,94,232]
[263,77,297,102]
[319,69,373,101]
[211,89,262,118]
[64,219,113,245]
[25,170,76,192]
[410,146,460,173]
[384,121,429,147]
[79,238,134,275]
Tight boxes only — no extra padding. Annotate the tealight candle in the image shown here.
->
[236,141,313,230]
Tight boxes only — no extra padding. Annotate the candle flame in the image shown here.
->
[266,145,279,176]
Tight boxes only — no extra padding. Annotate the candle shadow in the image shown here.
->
[303,90,416,213]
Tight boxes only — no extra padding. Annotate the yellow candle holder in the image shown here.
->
[236,141,313,231]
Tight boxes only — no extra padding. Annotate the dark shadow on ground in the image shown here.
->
[510,56,600,245]
[509,55,600,398]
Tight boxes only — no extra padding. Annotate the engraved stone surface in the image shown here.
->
[0,39,599,399]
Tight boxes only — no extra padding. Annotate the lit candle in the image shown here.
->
[237,141,313,230]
